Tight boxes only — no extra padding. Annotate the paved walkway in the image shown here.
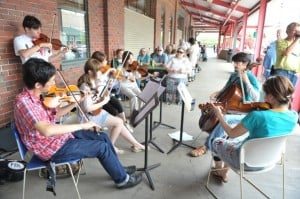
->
[1,57,300,199]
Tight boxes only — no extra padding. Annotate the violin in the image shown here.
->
[198,101,271,133]
[41,85,82,108]
[127,61,148,77]
[33,33,66,51]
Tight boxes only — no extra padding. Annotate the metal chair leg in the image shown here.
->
[22,169,27,199]
[67,163,81,199]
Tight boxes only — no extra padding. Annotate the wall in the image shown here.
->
[0,0,189,128]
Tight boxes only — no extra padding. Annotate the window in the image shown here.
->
[58,0,88,66]
[125,0,153,17]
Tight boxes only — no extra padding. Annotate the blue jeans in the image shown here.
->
[51,130,127,184]
[204,114,247,150]
[274,69,298,86]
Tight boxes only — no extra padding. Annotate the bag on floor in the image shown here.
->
[0,159,26,183]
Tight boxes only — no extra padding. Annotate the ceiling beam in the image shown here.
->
[222,0,240,26]
[212,0,249,13]
[180,0,238,21]
[193,17,220,27]
[189,11,222,23]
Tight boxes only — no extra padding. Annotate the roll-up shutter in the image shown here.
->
[124,8,154,57]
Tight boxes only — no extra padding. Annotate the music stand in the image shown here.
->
[130,93,160,190]
[167,82,196,154]
[150,77,176,131]
[137,79,166,153]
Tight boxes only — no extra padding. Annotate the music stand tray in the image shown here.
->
[130,93,160,190]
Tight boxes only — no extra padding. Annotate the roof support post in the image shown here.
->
[240,13,248,51]
[253,0,267,75]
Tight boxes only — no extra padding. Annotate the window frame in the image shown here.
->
[58,1,89,70]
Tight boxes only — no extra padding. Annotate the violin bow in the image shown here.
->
[56,68,101,132]
[50,14,57,44]
[238,70,247,103]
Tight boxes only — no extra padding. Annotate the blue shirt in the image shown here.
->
[137,54,150,64]
[152,53,168,64]
[241,110,298,139]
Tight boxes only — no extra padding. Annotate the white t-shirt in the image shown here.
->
[188,44,200,67]
[14,34,52,64]
[166,57,192,79]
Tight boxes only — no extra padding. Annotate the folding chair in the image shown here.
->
[11,124,83,199]
[206,135,289,199]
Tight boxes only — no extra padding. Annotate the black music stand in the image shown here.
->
[150,77,176,131]
[137,79,166,153]
[167,82,196,154]
[130,93,160,190]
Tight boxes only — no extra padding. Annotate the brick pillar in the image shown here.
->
[104,0,124,60]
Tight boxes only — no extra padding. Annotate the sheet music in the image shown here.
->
[138,80,165,103]
[177,82,194,111]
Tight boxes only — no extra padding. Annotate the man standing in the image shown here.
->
[14,15,65,64]
[274,22,300,86]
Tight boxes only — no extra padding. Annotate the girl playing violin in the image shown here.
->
[206,76,298,183]
[190,52,261,157]
[91,51,133,133]
[14,15,66,64]
[119,51,142,115]
[77,58,145,154]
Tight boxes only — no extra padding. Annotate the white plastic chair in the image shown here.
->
[206,134,289,199]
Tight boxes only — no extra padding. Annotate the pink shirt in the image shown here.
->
[14,88,73,161]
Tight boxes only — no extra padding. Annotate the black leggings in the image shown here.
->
[103,96,123,116]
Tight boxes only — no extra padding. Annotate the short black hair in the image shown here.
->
[22,58,56,89]
[22,15,41,29]
[231,52,251,68]
[188,37,195,45]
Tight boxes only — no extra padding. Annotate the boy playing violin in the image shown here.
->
[14,15,65,64]
[14,58,142,189]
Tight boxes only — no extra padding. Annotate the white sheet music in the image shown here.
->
[177,82,194,111]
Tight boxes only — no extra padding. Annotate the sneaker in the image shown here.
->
[124,122,134,133]
[117,173,142,189]
[124,165,136,175]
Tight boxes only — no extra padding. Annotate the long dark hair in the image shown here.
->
[122,51,133,68]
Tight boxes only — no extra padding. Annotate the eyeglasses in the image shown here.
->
[157,49,162,51]
[177,51,184,53]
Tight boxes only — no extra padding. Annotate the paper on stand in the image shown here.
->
[168,131,194,141]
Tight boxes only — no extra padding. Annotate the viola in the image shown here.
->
[41,85,82,108]
[198,101,271,132]
[33,33,66,51]
[127,61,148,77]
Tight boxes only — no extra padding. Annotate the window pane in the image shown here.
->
[60,9,88,61]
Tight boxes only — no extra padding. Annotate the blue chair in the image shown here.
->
[11,124,82,199]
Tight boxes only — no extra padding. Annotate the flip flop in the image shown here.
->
[189,146,207,157]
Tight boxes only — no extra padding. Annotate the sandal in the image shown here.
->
[189,146,207,157]
[131,145,149,153]
[211,170,228,183]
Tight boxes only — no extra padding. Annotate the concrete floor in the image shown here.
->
[1,56,300,199]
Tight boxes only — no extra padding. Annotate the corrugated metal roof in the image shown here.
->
[179,0,266,34]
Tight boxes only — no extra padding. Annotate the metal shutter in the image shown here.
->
[124,8,154,57]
